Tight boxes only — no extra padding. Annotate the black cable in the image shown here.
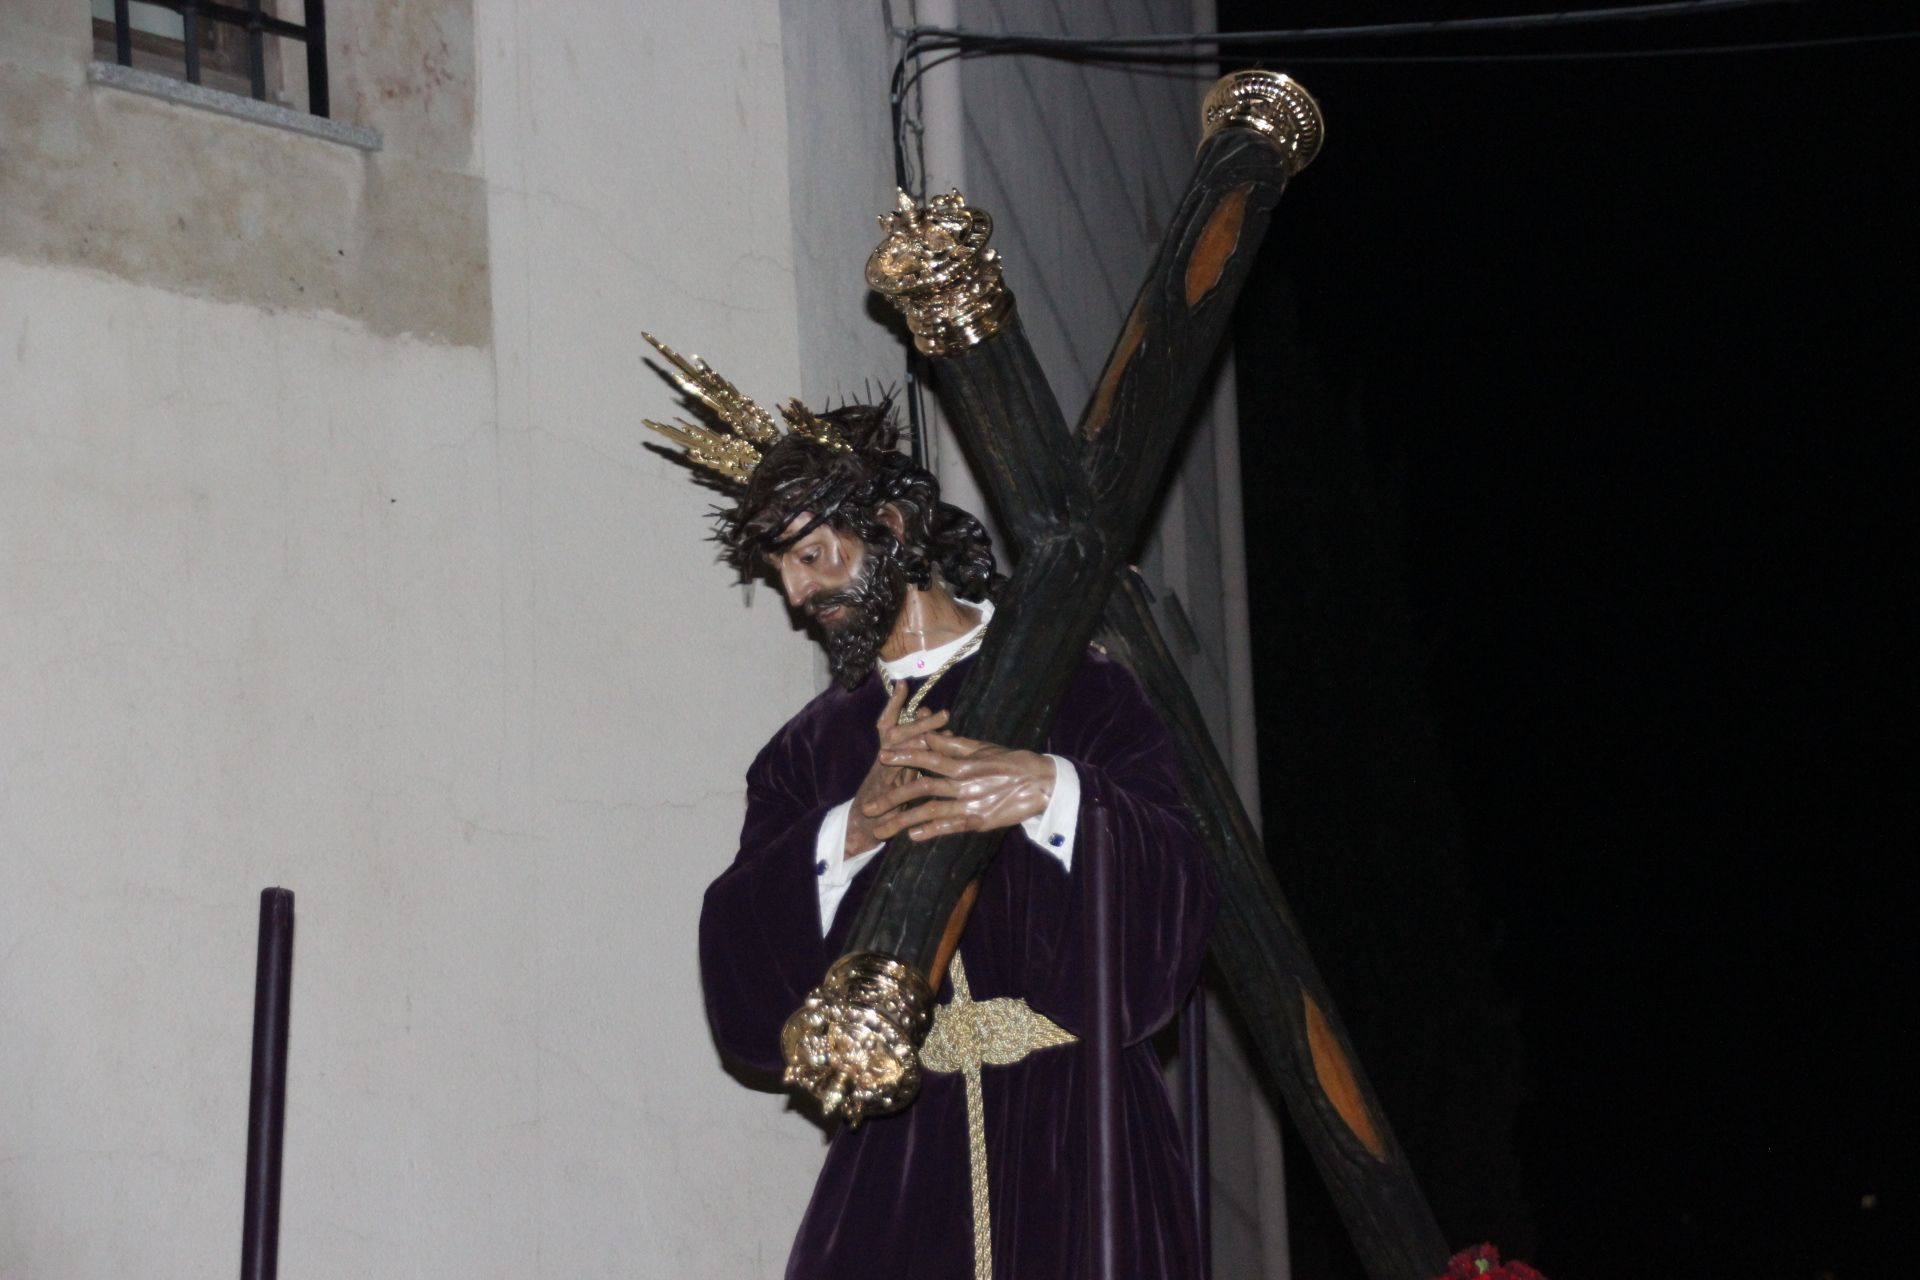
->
[1223,27,1920,64]
[891,18,1917,157]
[893,0,1819,52]
[886,14,930,465]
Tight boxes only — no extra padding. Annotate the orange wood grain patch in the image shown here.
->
[1184,185,1252,308]
[1303,987,1389,1159]
[1084,304,1147,442]
[931,881,981,985]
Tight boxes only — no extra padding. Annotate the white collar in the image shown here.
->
[878,598,995,681]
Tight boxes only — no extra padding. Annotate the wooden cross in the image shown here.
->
[785,72,1450,1280]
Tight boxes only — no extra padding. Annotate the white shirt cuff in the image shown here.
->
[1020,756,1080,873]
[815,758,1079,935]
[816,799,882,935]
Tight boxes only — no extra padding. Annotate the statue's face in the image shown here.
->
[769,511,910,689]
[770,515,868,632]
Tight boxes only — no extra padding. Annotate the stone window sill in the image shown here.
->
[88,62,381,152]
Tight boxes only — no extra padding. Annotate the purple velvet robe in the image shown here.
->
[699,648,1216,1279]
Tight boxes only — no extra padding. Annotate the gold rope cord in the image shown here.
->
[921,951,1078,1280]
[879,627,987,725]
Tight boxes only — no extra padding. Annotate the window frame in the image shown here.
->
[99,0,330,119]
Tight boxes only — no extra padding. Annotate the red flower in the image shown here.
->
[1437,1243,1546,1280]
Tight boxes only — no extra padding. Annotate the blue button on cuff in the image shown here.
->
[1049,833,1066,848]
[814,859,828,876]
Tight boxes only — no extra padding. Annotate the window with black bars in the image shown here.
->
[93,0,330,118]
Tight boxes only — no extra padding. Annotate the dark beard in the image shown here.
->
[812,551,908,690]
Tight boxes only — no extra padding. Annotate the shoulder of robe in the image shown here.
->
[749,671,885,773]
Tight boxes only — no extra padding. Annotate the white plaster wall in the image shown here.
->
[469,1,829,1273]
[778,0,908,411]
[2,0,833,1275]
[0,264,525,1276]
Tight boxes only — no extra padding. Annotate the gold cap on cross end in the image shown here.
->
[866,189,1016,356]
[1200,71,1325,174]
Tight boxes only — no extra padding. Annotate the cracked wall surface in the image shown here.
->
[0,0,488,345]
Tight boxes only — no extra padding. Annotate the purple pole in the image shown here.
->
[1084,805,1121,1280]
[240,888,294,1280]
[1180,986,1212,1278]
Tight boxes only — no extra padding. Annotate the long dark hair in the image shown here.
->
[719,401,1003,601]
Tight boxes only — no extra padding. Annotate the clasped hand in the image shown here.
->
[842,682,1056,855]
